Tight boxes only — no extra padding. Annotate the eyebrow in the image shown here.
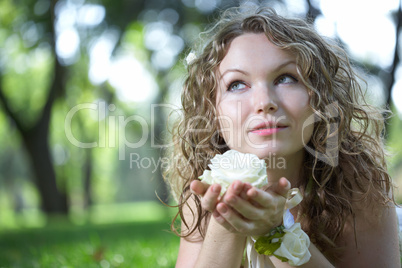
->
[219,60,296,80]
[220,68,250,78]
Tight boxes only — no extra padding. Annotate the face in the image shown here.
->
[216,33,314,162]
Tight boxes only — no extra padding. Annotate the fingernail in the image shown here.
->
[249,190,257,198]
[227,196,236,204]
[212,185,220,193]
[219,204,227,214]
[233,182,239,190]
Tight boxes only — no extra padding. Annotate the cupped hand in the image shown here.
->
[213,177,291,236]
[190,180,222,212]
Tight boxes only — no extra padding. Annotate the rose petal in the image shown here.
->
[273,223,311,266]
[199,150,269,195]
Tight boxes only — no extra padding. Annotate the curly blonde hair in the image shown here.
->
[164,5,394,261]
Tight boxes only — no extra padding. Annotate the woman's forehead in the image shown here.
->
[218,33,296,73]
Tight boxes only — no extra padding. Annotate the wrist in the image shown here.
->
[252,189,311,267]
[209,216,248,239]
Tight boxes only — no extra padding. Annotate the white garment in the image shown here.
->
[245,236,275,268]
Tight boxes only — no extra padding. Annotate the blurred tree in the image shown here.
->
[384,2,401,135]
[0,0,69,214]
[0,0,222,214]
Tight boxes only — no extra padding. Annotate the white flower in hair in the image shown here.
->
[186,51,197,65]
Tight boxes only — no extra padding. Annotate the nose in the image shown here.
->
[252,84,278,113]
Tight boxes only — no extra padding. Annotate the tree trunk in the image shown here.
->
[83,149,93,208]
[0,0,69,215]
[152,88,170,203]
[21,122,69,214]
[384,0,402,137]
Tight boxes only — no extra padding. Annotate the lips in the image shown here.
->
[250,121,287,131]
[249,121,287,136]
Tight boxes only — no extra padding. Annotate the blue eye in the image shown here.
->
[276,74,297,85]
[227,81,247,92]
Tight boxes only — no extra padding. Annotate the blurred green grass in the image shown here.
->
[0,202,180,267]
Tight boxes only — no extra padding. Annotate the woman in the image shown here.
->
[164,5,400,267]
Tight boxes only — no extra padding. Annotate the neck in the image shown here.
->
[264,151,305,188]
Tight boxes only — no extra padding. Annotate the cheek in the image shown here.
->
[282,90,310,117]
[216,101,246,145]
[216,103,234,138]
[282,92,313,137]
[298,105,314,144]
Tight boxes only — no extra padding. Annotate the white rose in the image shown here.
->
[274,223,311,266]
[185,52,197,65]
[199,150,268,195]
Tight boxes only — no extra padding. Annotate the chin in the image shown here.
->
[253,149,279,160]
[235,146,281,159]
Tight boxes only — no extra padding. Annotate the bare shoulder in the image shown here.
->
[335,197,400,267]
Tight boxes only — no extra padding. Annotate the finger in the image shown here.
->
[263,177,290,198]
[224,182,261,217]
[240,183,252,200]
[212,210,236,233]
[239,183,261,206]
[216,202,252,233]
[224,194,263,220]
[246,187,286,209]
[225,180,244,197]
[200,183,221,212]
[190,180,210,196]
[271,177,291,197]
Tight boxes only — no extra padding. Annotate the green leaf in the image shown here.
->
[254,227,286,256]
[273,254,289,262]
[255,237,281,255]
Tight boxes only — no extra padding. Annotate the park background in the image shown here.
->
[1,0,402,267]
